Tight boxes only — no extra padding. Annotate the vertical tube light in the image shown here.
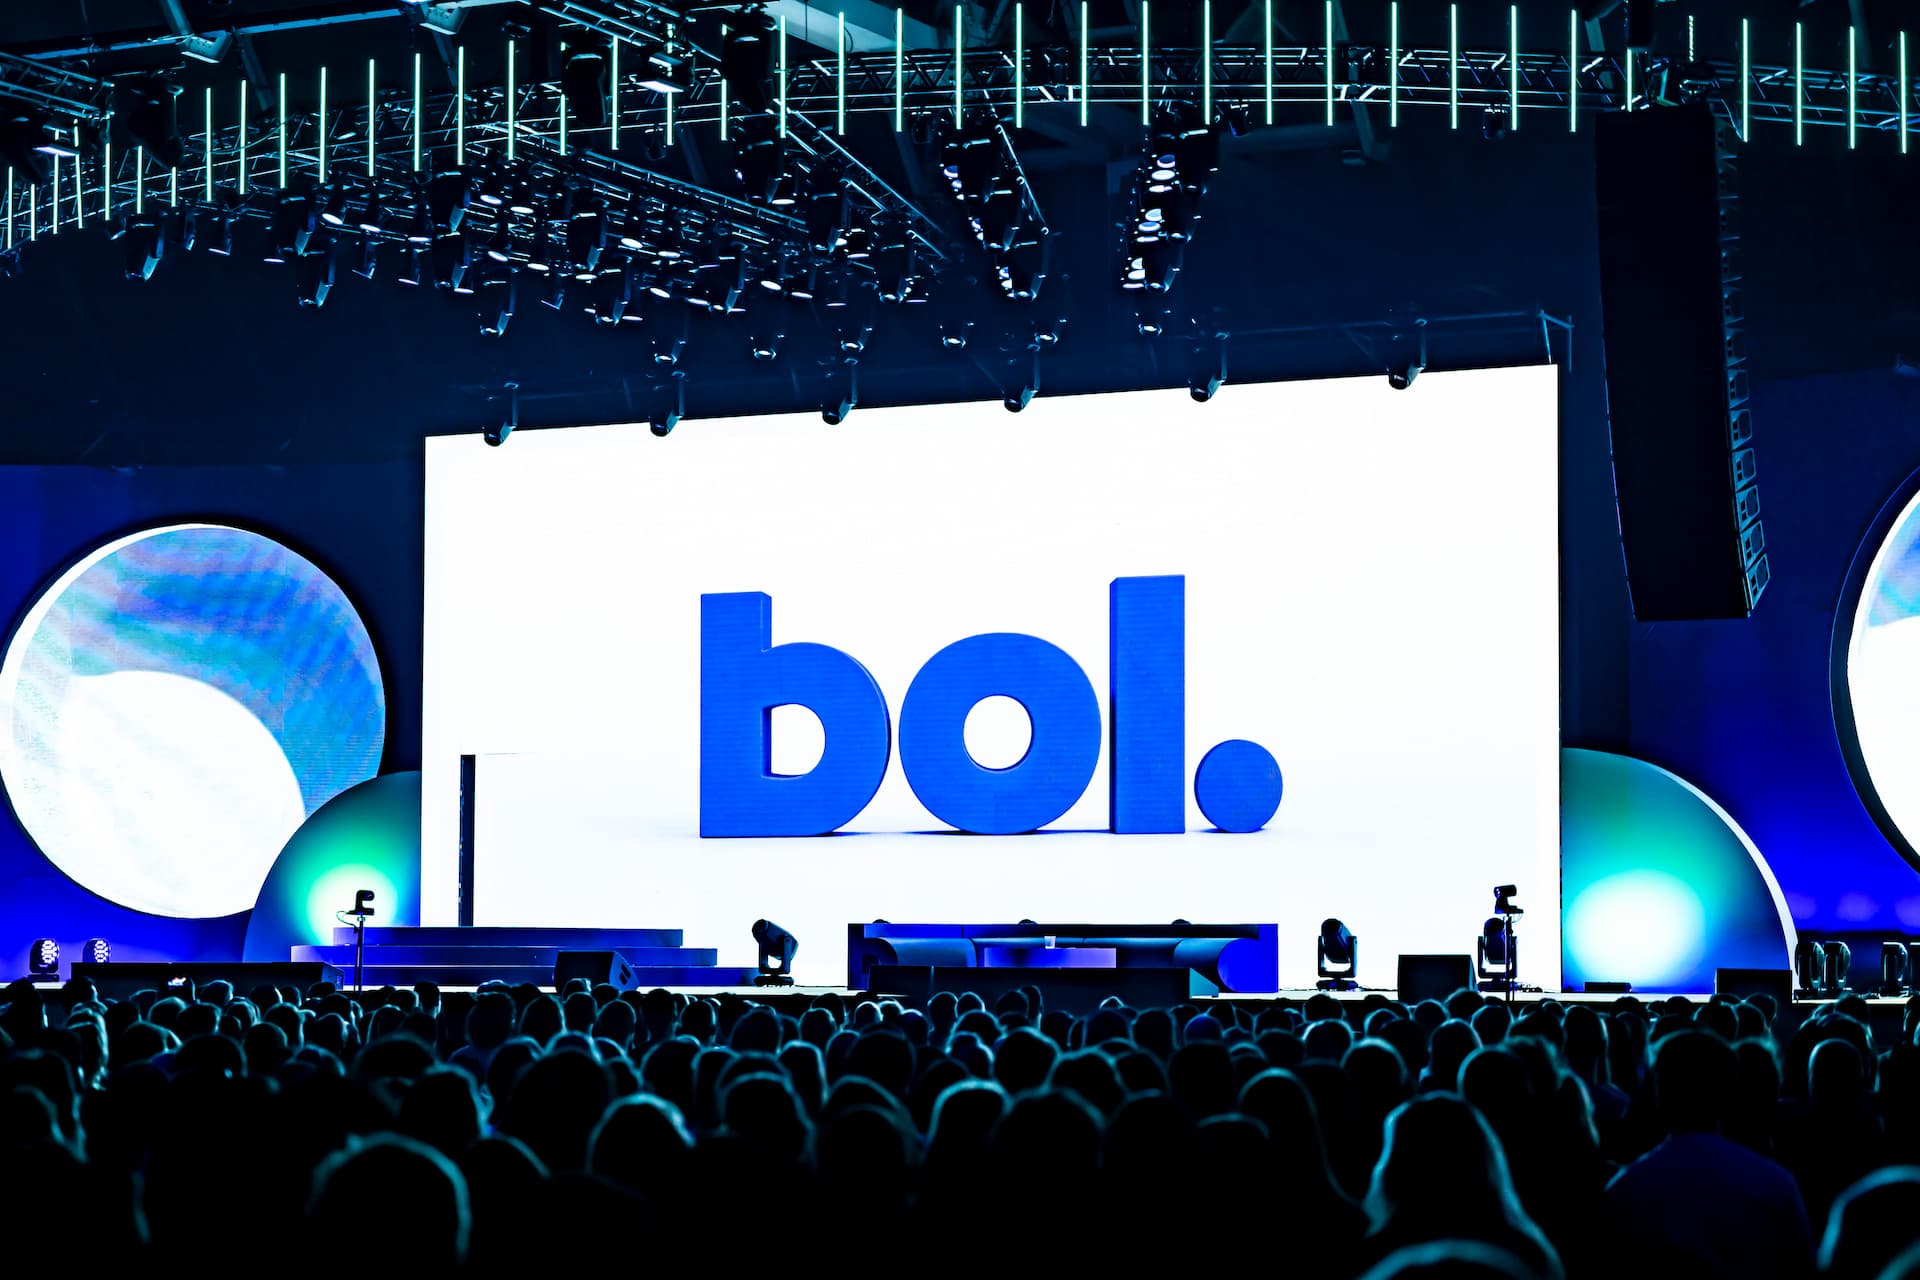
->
[1509,5,1519,130]
[779,14,789,138]
[955,4,965,127]
[457,44,466,165]
[319,66,329,181]
[1741,18,1750,142]
[239,81,248,195]
[840,11,849,134]
[1848,25,1857,150]
[1569,8,1578,132]
[1269,0,1278,126]
[368,59,376,177]
[1795,21,1804,146]
[204,85,214,200]
[1389,1,1398,129]
[1080,1,1089,127]
[610,38,619,150]
[1201,1,1210,126]
[1141,0,1150,127]
[509,39,518,160]
[1325,0,1334,127]
[1015,4,1024,130]
[412,53,422,170]
[897,8,907,132]
[278,71,286,188]
[1450,3,1459,130]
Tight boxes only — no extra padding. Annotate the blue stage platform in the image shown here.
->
[292,926,755,989]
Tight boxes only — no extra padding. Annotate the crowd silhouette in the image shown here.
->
[5,974,1920,1277]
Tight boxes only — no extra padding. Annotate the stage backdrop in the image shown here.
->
[422,367,1561,986]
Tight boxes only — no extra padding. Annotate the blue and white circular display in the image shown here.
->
[0,524,385,918]
[1847,489,1920,859]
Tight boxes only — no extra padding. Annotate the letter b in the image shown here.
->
[700,593,891,837]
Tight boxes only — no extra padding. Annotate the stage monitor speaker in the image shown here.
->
[1715,966,1792,1008]
[555,950,634,991]
[1397,954,1474,1003]
[1596,102,1767,621]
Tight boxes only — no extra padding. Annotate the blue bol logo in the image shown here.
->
[699,576,1281,836]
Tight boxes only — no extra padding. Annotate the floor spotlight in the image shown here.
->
[1317,918,1358,991]
[752,919,798,986]
[1882,942,1910,997]
[1476,917,1515,993]
[28,937,58,977]
[80,938,110,965]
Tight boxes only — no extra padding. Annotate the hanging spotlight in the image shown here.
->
[1316,919,1358,991]
[566,194,606,275]
[396,245,425,287]
[479,261,517,335]
[734,116,789,205]
[485,222,515,264]
[1386,319,1428,390]
[432,232,471,292]
[720,12,778,115]
[940,321,973,350]
[651,309,689,367]
[1003,348,1039,413]
[485,381,519,447]
[750,330,784,361]
[592,262,631,325]
[562,40,612,129]
[207,212,236,257]
[264,190,316,264]
[0,109,69,186]
[296,240,335,306]
[427,170,470,235]
[124,80,187,169]
[123,213,165,280]
[28,937,58,977]
[317,185,349,228]
[352,238,379,280]
[822,362,858,426]
[650,371,686,437]
[356,186,387,233]
[168,206,198,252]
[1189,329,1228,402]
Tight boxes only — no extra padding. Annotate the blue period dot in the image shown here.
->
[1194,740,1283,833]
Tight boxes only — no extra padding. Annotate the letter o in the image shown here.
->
[899,633,1102,835]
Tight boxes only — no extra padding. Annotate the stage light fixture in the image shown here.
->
[1882,941,1910,997]
[432,231,471,292]
[294,244,334,306]
[317,185,349,228]
[169,207,198,252]
[208,213,236,257]
[356,188,386,234]
[1823,940,1852,997]
[123,214,165,280]
[837,321,873,356]
[1317,918,1359,990]
[264,192,316,264]
[1476,917,1514,992]
[1003,348,1040,413]
[485,223,515,264]
[650,372,686,437]
[479,263,517,336]
[427,170,469,235]
[81,938,110,965]
[567,200,606,275]
[0,109,68,187]
[750,331,784,361]
[734,117,790,205]
[562,41,612,129]
[721,14,778,115]
[1190,330,1228,402]
[124,80,187,169]
[485,382,518,447]
[940,322,972,350]
[822,363,858,425]
[28,938,58,977]
[352,238,379,280]
[637,46,689,96]
[651,309,689,367]
[752,919,798,986]
[592,264,631,325]
[396,245,424,287]
[1386,320,1428,389]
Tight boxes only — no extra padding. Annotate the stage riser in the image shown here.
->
[294,945,717,967]
[320,964,760,989]
[329,926,685,948]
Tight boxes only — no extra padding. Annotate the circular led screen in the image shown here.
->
[1844,485,1920,862]
[0,525,385,917]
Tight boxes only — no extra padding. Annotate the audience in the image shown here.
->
[3,972,1916,1277]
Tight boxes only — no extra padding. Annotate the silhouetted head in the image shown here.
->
[722,1072,812,1165]
[1050,1049,1126,1117]
[500,1049,612,1172]
[1811,1038,1868,1110]
[927,1079,1011,1171]
[1357,1240,1543,1280]
[589,1094,691,1196]
[399,1067,486,1159]
[1365,1094,1526,1231]
[310,1135,469,1269]
[1169,1042,1237,1121]
[1821,1166,1920,1280]
[994,1027,1060,1094]
[1305,1018,1355,1063]
[466,993,515,1052]
[1651,1030,1739,1135]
